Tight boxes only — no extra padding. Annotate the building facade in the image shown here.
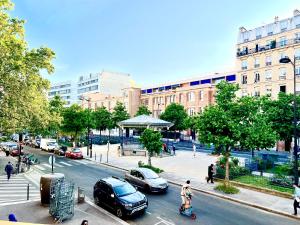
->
[140,73,236,118]
[236,10,300,98]
[48,80,77,106]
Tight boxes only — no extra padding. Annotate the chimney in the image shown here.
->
[294,9,300,16]
[274,16,279,23]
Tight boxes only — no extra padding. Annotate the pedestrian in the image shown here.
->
[293,184,300,215]
[193,144,196,158]
[206,164,214,184]
[8,213,17,222]
[5,161,13,181]
[172,145,176,156]
[81,220,88,225]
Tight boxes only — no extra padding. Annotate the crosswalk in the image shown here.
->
[32,159,91,171]
[0,174,40,205]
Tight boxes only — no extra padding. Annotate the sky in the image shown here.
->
[11,0,300,87]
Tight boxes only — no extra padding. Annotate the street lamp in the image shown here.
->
[80,96,92,158]
[279,56,299,185]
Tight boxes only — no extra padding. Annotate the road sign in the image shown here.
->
[49,155,56,165]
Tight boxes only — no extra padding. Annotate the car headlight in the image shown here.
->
[124,203,133,209]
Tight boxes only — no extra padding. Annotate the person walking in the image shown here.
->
[293,184,300,215]
[81,220,88,225]
[5,161,13,181]
[193,144,196,158]
[172,145,176,156]
[206,164,214,184]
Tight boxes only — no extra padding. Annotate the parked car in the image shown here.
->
[125,168,168,193]
[10,145,23,156]
[65,148,83,159]
[93,177,148,218]
[40,139,58,152]
[54,146,68,156]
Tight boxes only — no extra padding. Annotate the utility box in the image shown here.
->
[40,173,65,205]
[78,187,85,203]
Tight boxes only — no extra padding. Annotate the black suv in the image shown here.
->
[93,177,148,218]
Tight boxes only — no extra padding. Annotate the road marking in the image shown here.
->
[59,161,72,166]
[73,160,88,165]
[41,163,55,169]
[154,217,175,225]
[146,211,152,215]
[34,165,46,171]
[54,163,64,167]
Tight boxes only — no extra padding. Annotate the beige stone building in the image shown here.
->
[236,10,300,98]
[140,73,236,118]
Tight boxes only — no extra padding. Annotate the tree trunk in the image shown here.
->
[148,152,152,167]
[225,148,230,186]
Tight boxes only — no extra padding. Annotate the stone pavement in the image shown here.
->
[84,144,300,220]
[0,151,17,175]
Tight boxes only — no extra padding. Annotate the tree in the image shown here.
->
[48,96,65,138]
[262,93,300,152]
[135,105,151,116]
[184,115,199,140]
[196,81,276,186]
[0,0,55,133]
[139,129,162,166]
[61,105,86,143]
[111,102,130,128]
[93,106,111,138]
[160,103,188,139]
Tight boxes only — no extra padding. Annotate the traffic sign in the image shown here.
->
[49,155,56,165]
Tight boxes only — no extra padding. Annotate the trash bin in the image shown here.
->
[40,173,64,205]
[78,187,85,203]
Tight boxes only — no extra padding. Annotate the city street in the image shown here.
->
[21,146,299,225]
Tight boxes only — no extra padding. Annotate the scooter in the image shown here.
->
[179,196,196,220]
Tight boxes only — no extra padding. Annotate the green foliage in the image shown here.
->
[272,164,294,176]
[93,106,111,133]
[160,103,188,131]
[135,105,151,116]
[184,115,199,131]
[111,102,130,128]
[138,161,164,173]
[214,184,239,194]
[139,129,162,166]
[0,0,55,133]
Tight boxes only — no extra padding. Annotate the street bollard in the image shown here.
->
[78,187,85,203]
[27,183,29,200]
[100,154,102,163]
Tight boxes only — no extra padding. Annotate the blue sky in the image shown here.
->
[12,0,300,87]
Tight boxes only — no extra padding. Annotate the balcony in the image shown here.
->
[254,64,260,68]
[237,37,300,57]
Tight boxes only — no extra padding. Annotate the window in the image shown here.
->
[241,74,247,84]
[188,92,195,102]
[266,86,272,97]
[279,68,287,80]
[255,28,262,39]
[241,60,248,70]
[254,58,260,68]
[296,66,300,75]
[179,93,184,103]
[265,56,272,66]
[295,49,300,60]
[280,20,288,31]
[199,91,204,101]
[242,31,249,42]
[254,90,260,97]
[199,107,203,113]
[267,24,274,36]
[279,37,287,47]
[265,70,272,81]
[280,85,286,93]
[254,72,260,83]
[188,108,195,116]
[295,33,300,43]
[279,52,287,60]
[295,15,300,28]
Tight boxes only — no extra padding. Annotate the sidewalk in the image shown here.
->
[0,200,127,225]
[84,144,300,220]
[0,151,17,175]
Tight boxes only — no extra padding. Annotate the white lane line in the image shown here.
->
[54,163,64,167]
[73,160,88,165]
[34,165,46,171]
[59,162,72,166]
[41,163,55,169]
[155,217,175,225]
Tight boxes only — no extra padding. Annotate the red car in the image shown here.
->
[10,146,23,156]
[65,148,83,159]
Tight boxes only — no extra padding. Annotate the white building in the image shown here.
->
[48,80,77,106]
[49,70,133,106]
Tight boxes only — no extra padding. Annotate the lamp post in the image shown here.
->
[80,96,92,157]
[279,56,299,185]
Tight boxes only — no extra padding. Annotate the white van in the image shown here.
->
[40,139,58,152]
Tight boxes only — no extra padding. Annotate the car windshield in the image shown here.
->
[47,142,56,146]
[72,148,81,153]
[142,169,159,179]
[114,183,136,197]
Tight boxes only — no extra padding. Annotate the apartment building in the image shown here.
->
[236,10,300,98]
[140,73,236,118]
[48,80,77,106]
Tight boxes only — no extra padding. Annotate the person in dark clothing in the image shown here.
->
[5,161,13,181]
[293,184,300,215]
[172,145,176,155]
[81,220,88,225]
[8,213,17,222]
[207,164,214,184]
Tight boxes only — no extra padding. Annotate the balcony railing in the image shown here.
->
[237,37,300,57]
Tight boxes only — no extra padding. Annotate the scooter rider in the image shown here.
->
[181,180,192,210]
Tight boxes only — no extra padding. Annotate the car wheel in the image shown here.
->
[116,207,123,218]
[94,196,100,205]
[144,184,150,193]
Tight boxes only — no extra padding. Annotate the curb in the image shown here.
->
[85,197,130,225]
[100,162,300,221]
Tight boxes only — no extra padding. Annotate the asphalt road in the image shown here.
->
[22,146,299,225]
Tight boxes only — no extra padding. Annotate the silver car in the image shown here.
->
[125,168,168,193]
